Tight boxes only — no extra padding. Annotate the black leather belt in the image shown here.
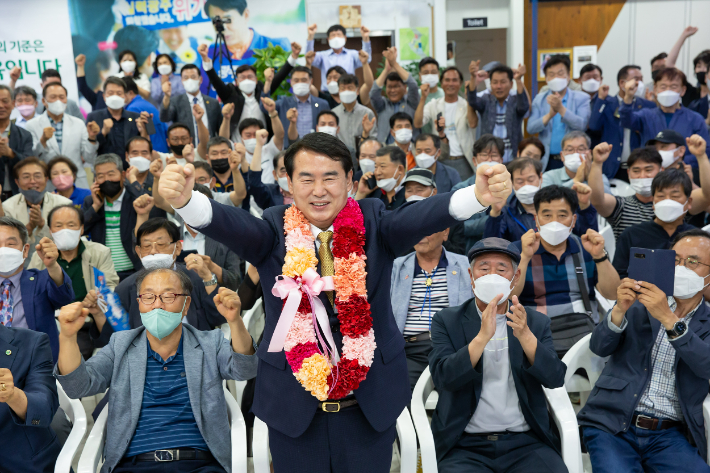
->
[130,448,215,462]
[319,398,358,412]
[446,155,465,161]
[404,332,431,343]
[632,414,684,431]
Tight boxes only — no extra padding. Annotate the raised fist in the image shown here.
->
[197,43,209,61]
[159,163,195,209]
[74,54,86,67]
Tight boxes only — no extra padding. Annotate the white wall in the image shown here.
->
[445,0,510,31]
[598,0,710,95]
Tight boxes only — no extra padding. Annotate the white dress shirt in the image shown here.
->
[181,225,206,255]
[239,94,266,129]
[186,92,209,141]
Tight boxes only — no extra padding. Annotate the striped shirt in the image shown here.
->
[125,335,209,457]
[104,208,133,272]
[403,253,450,336]
[608,195,655,240]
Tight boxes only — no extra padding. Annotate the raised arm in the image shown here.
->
[666,26,698,69]
[589,143,619,217]
[229,143,248,206]
[75,55,99,107]
[687,135,710,214]
[193,104,209,159]
[582,229,620,300]
[149,159,173,214]
[413,85,430,128]
[305,24,324,70]
[358,49,374,106]
[262,97,284,150]
[219,103,234,139]
[197,44,236,104]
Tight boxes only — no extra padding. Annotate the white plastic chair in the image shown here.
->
[252,407,418,473]
[703,384,710,466]
[609,178,635,198]
[55,381,88,473]
[77,385,247,473]
[598,222,616,263]
[410,367,582,473]
[561,334,608,407]
[222,297,264,404]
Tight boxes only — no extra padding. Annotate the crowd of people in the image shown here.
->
[1,17,710,473]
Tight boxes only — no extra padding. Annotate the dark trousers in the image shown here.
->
[404,338,432,392]
[118,269,137,283]
[583,425,710,473]
[438,431,568,473]
[268,403,396,473]
[113,457,225,472]
[545,155,564,172]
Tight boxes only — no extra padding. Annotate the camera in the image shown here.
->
[211,15,231,33]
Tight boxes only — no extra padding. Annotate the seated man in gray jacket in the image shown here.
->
[55,268,257,473]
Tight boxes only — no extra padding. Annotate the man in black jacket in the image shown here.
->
[0,85,33,198]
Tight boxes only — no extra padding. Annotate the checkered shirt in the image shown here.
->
[49,116,63,152]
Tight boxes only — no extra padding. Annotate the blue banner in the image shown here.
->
[120,0,210,30]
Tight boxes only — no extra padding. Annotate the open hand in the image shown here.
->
[506,295,531,339]
[477,294,503,342]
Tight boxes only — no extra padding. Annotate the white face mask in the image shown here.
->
[328,37,346,50]
[121,60,136,73]
[563,153,583,173]
[339,90,357,104]
[657,90,681,107]
[394,128,413,144]
[659,148,680,168]
[0,247,25,276]
[538,221,572,246]
[473,274,513,305]
[514,185,539,205]
[46,99,67,116]
[52,229,81,251]
[318,126,338,137]
[243,138,257,154]
[326,81,340,95]
[406,194,426,203]
[141,245,177,270]
[359,158,375,175]
[183,79,200,94]
[634,80,646,98]
[629,177,653,197]
[105,95,125,110]
[157,64,172,76]
[421,74,439,88]
[377,168,401,192]
[129,157,152,173]
[582,79,600,93]
[547,77,569,93]
[238,79,257,95]
[654,199,687,223]
[415,152,437,169]
[674,265,710,300]
[277,176,290,192]
[292,82,311,97]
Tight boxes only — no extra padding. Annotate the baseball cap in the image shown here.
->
[467,237,521,265]
[646,129,685,148]
[402,168,436,188]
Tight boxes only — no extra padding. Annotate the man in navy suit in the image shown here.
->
[429,238,568,473]
[0,216,74,361]
[0,324,61,473]
[578,228,710,473]
[158,132,512,472]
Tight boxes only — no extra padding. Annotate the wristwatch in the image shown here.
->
[593,250,609,264]
[203,273,218,286]
[666,320,687,338]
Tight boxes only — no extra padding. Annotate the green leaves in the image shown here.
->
[252,43,301,97]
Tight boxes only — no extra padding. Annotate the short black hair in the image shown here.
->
[317,110,339,125]
[181,64,201,76]
[292,66,312,78]
[507,157,542,177]
[474,134,505,157]
[0,216,29,246]
[153,54,177,75]
[41,69,62,83]
[580,63,603,77]
[204,0,247,16]
[238,118,264,135]
[47,156,79,178]
[375,145,406,167]
[48,204,84,227]
[122,76,139,95]
[384,72,404,87]
[14,85,37,101]
[326,65,347,79]
[489,65,513,81]
[167,122,191,137]
[671,228,710,248]
[193,182,214,199]
[126,135,153,154]
[193,161,214,177]
[617,65,641,84]
[236,64,257,76]
[206,136,232,153]
[693,51,710,69]
[418,57,439,71]
[273,150,286,172]
[651,168,692,198]
[534,185,578,213]
[337,74,359,87]
[136,218,180,246]
[327,24,347,38]
[283,132,353,178]
[543,55,570,74]
[440,66,464,82]
[651,52,668,66]
[627,146,662,168]
[42,82,67,98]
[389,111,413,130]
[103,76,126,92]
[414,133,441,150]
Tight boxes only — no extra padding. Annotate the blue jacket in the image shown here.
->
[429,298,566,461]
[20,268,75,361]
[390,249,472,333]
[195,194,462,437]
[433,161,462,193]
[125,95,169,153]
[620,102,710,168]
[588,95,656,178]
[527,88,591,170]
[262,93,330,147]
[483,195,598,242]
[578,300,710,461]
[0,325,61,473]
[248,170,284,210]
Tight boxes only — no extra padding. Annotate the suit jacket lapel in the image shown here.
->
[507,322,528,404]
[461,302,481,347]
[128,332,148,433]
[186,95,197,134]
[20,271,36,330]
[0,327,17,370]
[203,95,213,135]
[182,328,204,426]
[445,255,461,306]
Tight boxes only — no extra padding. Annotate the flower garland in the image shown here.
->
[280,198,375,400]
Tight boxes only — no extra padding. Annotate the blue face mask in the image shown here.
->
[140,299,187,340]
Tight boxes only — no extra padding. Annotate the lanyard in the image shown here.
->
[509,212,528,232]
[420,266,439,331]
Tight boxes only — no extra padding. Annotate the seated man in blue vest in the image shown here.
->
[429,237,567,473]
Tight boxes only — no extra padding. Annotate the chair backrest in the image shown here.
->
[561,333,608,389]
[56,382,88,473]
[242,297,265,339]
[599,222,616,262]
[609,178,635,197]
[411,368,438,473]
[77,402,108,473]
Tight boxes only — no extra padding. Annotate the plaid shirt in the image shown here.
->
[636,297,700,421]
[49,116,63,152]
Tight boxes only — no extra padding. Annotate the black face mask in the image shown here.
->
[210,158,230,174]
[697,71,707,85]
[99,180,123,199]
[170,144,186,156]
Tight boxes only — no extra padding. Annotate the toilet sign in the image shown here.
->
[463,17,487,28]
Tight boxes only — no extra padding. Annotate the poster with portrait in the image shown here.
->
[538,48,573,80]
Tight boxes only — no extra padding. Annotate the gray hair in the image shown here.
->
[94,153,123,171]
[0,216,29,245]
[470,256,518,273]
[561,130,591,150]
[136,268,193,297]
[0,84,13,100]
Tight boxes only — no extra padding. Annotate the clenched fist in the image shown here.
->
[36,237,59,267]
[287,108,298,123]
[102,118,114,136]
[133,194,154,215]
[159,163,196,209]
[197,43,209,61]
[0,368,17,404]
[213,287,243,322]
[40,127,54,145]
[58,302,89,339]
[473,163,512,207]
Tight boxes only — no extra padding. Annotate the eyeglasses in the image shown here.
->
[138,293,188,305]
[208,150,231,158]
[140,241,176,252]
[675,256,710,271]
[563,147,589,154]
[169,136,191,144]
[477,153,501,160]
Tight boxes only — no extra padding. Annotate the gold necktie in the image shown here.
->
[317,231,335,306]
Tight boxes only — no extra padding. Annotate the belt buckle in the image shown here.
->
[487,435,499,441]
[154,449,175,462]
[635,415,653,429]
[322,401,341,413]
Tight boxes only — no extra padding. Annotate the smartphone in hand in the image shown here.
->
[436,112,444,133]
[628,247,676,296]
